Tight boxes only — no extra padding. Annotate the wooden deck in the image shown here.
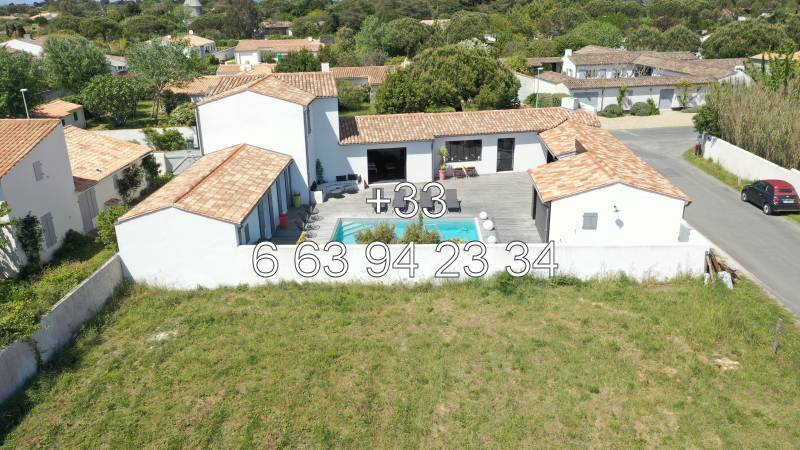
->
[273,172,543,244]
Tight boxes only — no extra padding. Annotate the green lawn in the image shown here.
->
[684,149,800,225]
[86,100,170,130]
[2,276,800,447]
[338,101,375,117]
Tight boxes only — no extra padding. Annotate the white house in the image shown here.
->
[234,37,323,65]
[64,127,152,232]
[184,0,202,17]
[105,54,128,75]
[115,144,294,272]
[518,46,751,110]
[328,65,394,92]
[163,31,216,58]
[528,120,690,244]
[195,71,575,204]
[0,120,81,276]
[32,99,86,128]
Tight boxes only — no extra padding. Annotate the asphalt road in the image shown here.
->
[612,127,800,315]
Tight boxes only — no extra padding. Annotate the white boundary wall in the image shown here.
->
[120,233,709,289]
[703,136,800,187]
[0,255,123,405]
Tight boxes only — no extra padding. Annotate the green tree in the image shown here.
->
[336,79,367,111]
[167,102,196,126]
[116,165,143,203]
[223,0,262,38]
[627,25,664,51]
[527,39,558,57]
[0,49,45,117]
[555,20,624,54]
[0,201,10,247]
[662,25,700,52]
[385,17,431,57]
[43,35,109,93]
[502,54,528,74]
[81,16,122,42]
[121,14,175,41]
[14,213,43,273]
[80,74,140,127]
[126,39,198,119]
[373,69,429,114]
[446,11,490,44]
[274,50,321,72]
[143,128,186,151]
[693,103,719,136]
[355,15,390,54]
[702,20,792,58]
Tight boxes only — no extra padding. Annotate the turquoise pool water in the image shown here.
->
[332,218,480,244]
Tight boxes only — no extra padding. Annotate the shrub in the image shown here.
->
[14,214,43,275]
[646,98,660,115]
[629,102,652,116]
[143,128,186,151]
[355,222,396,244]
[161,90,191,113]
[167,102,196,126]
[398,213,440,244]
[692,103,720,136]
[598,104,623,118]
[336,79,368,111]
[52,230,95,263]
[524,93,567,108]
[97,205,130,249]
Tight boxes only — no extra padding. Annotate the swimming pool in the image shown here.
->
[332,218,481,244]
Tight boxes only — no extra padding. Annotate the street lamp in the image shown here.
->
[534,67,544,108]
[20,88,29,119]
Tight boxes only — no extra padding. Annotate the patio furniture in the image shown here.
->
[448,162,476,179]
[392,188,408,212]
[452,166,467,178]
[445,189,461,212]
[465,166,479,177]
[419,190,434,211]
[370,187,387,212]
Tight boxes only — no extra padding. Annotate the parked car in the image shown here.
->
[741,180,799,215]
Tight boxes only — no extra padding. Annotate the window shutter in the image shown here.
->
[582,213,598,230]
[33,161,44,181]
[41,212,57,248]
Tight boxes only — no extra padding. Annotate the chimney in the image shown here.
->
[321,62,330,72]
[565,49,573,56]
[189,30,194,35]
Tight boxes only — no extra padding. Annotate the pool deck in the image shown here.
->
[271,172,543,244]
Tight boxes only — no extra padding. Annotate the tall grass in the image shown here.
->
[708,81,800,169]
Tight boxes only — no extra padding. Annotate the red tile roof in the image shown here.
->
[200,72,337,106]
[339,108,571,145]
[64,127,151,191]
[330,65,395,84]
[119,144,292,224]
[0,119,59,178]
[235,38,323,53]
[32,99,82,118]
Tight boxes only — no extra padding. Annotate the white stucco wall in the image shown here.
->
[574,64,635,79]
[572,84,707,110]
[197,91,310,203]
[547,183,687,245]
[0,128,81,265]
[235,50,259,64]
[58,108,86,129]
[534,78,571,95]
[75,157,148,231]
[432,132,547,176]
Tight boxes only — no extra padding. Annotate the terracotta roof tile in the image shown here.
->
[167,76,222,96]
[119,144,292,224]
[64,127,151,191]
[163,33,214,47]
[529,124,689,203]
[330,65,395,84]
[339,108,571,145]
[0,119,59,178]
[216,63,276,76]
[235,38,323,53]
[633,55,746,78]
[32,99,82,118]
[540,120,601,158]
[200,71,337,106]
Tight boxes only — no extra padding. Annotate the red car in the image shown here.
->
[741,180,800,215]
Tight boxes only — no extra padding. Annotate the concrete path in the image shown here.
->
[599,110,695,130]
[613,127,800,316]
[95,126,196,147]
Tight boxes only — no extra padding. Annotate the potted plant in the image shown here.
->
[438,146,448,181]
[292,191,302,208]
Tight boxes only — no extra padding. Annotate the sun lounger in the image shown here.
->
[445,189,461,212]
[370,187,387,212]
[419,190,434,211]
[392,188,408,212]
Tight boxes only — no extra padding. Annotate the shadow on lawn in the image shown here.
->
[0,283,131,444]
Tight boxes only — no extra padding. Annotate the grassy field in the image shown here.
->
[2,276,800,447]
[85,100,169,130]
[684,149,800,225]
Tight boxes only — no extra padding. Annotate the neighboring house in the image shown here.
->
[184,0,202,17]
[0,36,46,57]
[195,71,579,204]
[234,37,324,65]
[115,144,294,272]
[64,127,152,232]
[529,120,690,244]
[32,100,86,128]
[420,19,449,28]
[163,31,216,58]
[167,76,224,102]
[216,63,276,76]
[518,46,751,110]
[261,20,293,36]
[328,65,394,88]
[105,54,128,75]
[750,51,800,71]
[0,120,81,275]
